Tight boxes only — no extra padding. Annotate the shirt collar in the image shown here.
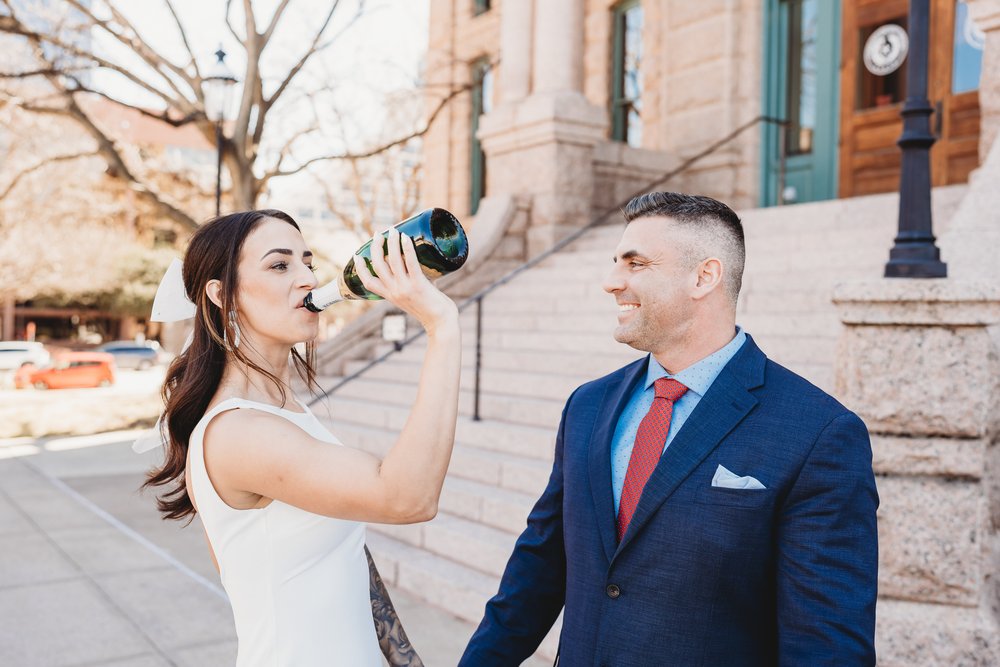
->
[643,326,747,398]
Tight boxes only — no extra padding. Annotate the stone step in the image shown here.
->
[371,513,519,579]
[365,308,618,344]
[438,475,538,536]
[365,532,560,663]
[339,347,634,383]
[371,328,623,356]
[365,531,499,628]
[561,226,627,249]
[323,377,566,429]
[458,308,616,334]
[316,409,557,461]
[477,282,609,308]
[537,248,620,268]
[482,264,610,288]
[335,363,588,402]
[326,420,553,496]
[373,345,635,377]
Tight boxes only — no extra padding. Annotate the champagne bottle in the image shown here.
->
[303,208,469,312]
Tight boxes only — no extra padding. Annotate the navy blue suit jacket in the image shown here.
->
[460,335,878,666]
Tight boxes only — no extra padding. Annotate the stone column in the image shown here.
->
[499,0,533,104]
[478,0,607,255]
[833,280,1000,666]
[532,0,584,94]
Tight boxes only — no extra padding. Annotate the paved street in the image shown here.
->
[0,427,493,666]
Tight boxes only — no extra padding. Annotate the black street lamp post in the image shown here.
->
[885,0,947,278]
[203,47,237,217]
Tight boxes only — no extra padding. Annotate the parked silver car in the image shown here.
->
[95,340,168,370]
[0,341,51,371]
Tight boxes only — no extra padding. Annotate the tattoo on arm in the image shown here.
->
[366,545,424,667]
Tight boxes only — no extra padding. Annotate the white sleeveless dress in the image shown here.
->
[187,397,382,666]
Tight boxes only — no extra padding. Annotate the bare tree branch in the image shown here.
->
[260,0,294,45]
[272,82,468,178]
[249,70,266,157]
[0,9,188,112]
[242,0,258,37]
[224,0,243,43]
[7,89,198,232]
[0,150,100,199]
[55,90,199,231]
[65,0,196,107]
[265,0,350,111]
[260,123,321,188]
[231,0,261,155]
[63,77,201,127]
[98,1,197,101]
[0,67,66,79]
[164,0,203,80]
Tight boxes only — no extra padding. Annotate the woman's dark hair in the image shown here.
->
[143,209,317,521]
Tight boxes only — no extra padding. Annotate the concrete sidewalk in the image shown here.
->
[0,431,509,667]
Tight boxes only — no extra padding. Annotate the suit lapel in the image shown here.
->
[613,336,767,558]
[588,357,647,564]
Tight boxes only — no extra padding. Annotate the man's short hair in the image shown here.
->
[623,192,745,303]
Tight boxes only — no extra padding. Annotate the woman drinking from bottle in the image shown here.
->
[142,209,460,666]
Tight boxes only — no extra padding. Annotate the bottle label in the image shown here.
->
[420,266,444,280]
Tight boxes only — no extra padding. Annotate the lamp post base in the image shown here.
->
[884,241,948,278]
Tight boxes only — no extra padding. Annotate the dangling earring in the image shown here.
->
[224,310,241,350]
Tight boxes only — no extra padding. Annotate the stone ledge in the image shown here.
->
[478,92,608,155]
[591,140,681,174]
[872,436,987,479]
[833,280,1000,325]
[876,598,1000,667]
[876,476,983,607]
[835,312,1000,438]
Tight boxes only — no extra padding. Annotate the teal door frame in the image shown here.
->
[761,0,841,206]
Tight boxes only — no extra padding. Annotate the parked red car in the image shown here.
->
[15,352,117,390]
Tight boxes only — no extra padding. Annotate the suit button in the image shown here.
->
[606,584,621,599]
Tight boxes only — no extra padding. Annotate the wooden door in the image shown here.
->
[838,0,982,198]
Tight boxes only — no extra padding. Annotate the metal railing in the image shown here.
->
[310,114,789,412]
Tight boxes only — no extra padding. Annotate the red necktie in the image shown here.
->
[616,378,688,542]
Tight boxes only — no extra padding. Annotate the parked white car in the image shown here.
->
[0,341,51,371]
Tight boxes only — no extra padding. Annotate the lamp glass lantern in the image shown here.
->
[203,47,237,123]
[203,46,237,215]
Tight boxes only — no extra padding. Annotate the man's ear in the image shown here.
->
[205,280,223,308]
[692,257,724,300]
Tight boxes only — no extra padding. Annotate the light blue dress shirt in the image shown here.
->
[611,327,747,514]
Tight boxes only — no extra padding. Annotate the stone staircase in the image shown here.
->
[309,185,973,662]
[311,224,634,661]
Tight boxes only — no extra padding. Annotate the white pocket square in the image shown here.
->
[712,464,766,490]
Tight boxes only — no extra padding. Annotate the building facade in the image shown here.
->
[424,0,990,223]
[416,0,1000,663]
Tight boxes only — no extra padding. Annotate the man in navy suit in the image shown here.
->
[459,192,878,666]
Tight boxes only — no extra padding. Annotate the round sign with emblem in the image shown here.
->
[863,24,909,76]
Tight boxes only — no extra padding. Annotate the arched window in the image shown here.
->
[470,59,493,215]
[611,0,643,146]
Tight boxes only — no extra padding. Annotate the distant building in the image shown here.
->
[1,95,215,344]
